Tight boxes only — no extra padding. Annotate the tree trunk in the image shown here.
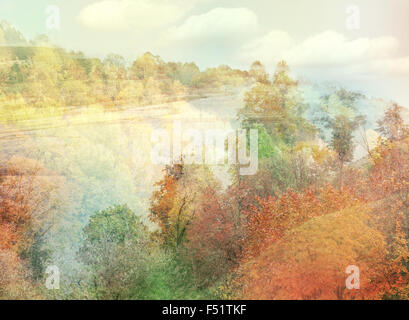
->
[339,160,344,189]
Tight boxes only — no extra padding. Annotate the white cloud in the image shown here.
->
[237,30,408,76]
[77,0,192,32]
[286,31,399,67]
[238,30,293,64]
[159,7,259,45]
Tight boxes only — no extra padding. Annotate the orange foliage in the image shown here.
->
[0,157,61,252]
[240,206,389,300]
[370,137,409,204]
[243,185,363,260]
[186,187,243,285]
[0,249,34,299]
[150,163,220,248]
[367,137,409,297]
[150,165,178,243]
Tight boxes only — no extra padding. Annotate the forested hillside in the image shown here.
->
[1,23,409,300]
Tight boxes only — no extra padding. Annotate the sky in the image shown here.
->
[1,0,409,105]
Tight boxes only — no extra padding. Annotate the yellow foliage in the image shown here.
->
[240,205,388,300]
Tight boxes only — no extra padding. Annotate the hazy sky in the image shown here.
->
[2,0,409,105]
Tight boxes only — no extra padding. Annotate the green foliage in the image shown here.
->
[79,205,151,299]
[135,252,218,300]
[2,21,408,301]
[329,115,359,164]
[0,45,249,124]
[20,233,51,281]
[239,61,315,146]
[82,205,145,244]
[78,204,217,299]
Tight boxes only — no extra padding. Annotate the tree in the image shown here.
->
[185,187,243,287]
[238,61,317,199]
[0,48,12,85]
[0,157,62,252]
[150,163,219,248]
[377,103,409,142]
[239,205,389,300]
[131,52,165,80]
[249,61,269,84]
[59,55,89,106]
[242,185,363,260]
[318,89,365,188]
[103,53,126,70]
[165,62,200,87]
[0,157,64,281]
[0,250,35,299]
[25,47,62,107]
[79,204,152,299]
[370,134,409,245]
[0,157,65,297]
[240,61,315,146]
[329,115,360,188]
[102,53,128,105]
[272,60,298,105]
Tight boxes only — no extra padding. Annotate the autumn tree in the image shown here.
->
[25,47,62,107]
[241,185,363,260]
[150,162,220,248]
[239,205,388,300]
[58,52,91,106]
[377,103,409,142]
[131,52,165,80]
[0,48,12,86]
[165,62,200,87]
[237,61,318,203]
[317,89,366,188]
[185,187,244,287]
[369,106,409,265]
[240,61,314,146]
[0,250,35,299]
[248,61,269,84]
[0,157,64,278]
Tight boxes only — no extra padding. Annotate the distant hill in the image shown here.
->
[0,20,28,46]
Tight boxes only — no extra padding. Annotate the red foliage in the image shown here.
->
[242,185,363,260]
